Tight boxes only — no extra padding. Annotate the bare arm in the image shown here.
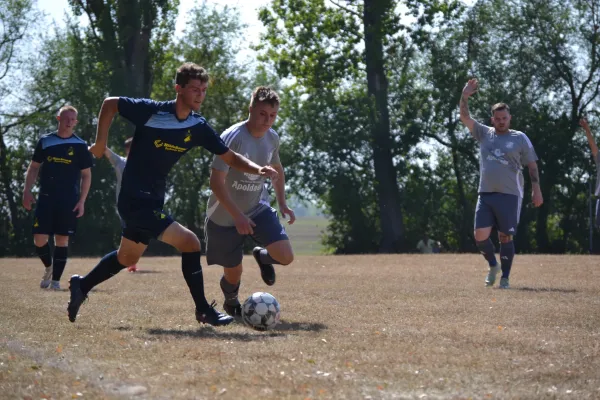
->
[23,161,41,194]
[22,161,41,210]
[209,168,245,219]
[460,78,479,136]
[271,163,295,224]
[89,97,120,158]
[580,118,598,158]
[218,150,278,179]
[528,161,543,207]
[79,168,92,203]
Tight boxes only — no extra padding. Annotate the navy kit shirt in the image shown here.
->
[117,97,229,202]
[32,132,94,200]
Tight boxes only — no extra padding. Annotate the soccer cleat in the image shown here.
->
[40,266,53,289]
[499,277,510,289]
[67,275,87,322]
[485,265,500,287]
[195,301,234,326]
[223,302,242,318]
[50,280,61,290]
[253,247,276,286]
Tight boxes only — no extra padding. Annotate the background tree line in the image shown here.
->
[1,0,599,256]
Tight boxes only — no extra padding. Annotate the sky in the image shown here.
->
[37,0,271,47]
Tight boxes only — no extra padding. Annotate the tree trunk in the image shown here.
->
[363,0,405,252]
[0,128,21,232]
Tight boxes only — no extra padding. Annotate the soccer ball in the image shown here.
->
[242,292,281,331]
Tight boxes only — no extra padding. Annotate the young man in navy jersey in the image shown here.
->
[22,106,93,290]
[67,63,278,327]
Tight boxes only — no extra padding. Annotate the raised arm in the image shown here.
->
[22,161,41,210]
[460,78,479,136]
[580,118,598,158]
[89,97,120,158]
[271,163,295,224]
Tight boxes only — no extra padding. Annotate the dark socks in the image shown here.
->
[220,276,241,306]
[181,252,210,311]
[500,241,515,279]
[259,248,281,265]
[35,243,52,268]
[476,239,497,267]
[52,246,68,281]
[80,251,126,295]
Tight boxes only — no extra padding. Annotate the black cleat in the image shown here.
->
[253,247,276,286]
[67,275,87,323]
[223,302,242,318]
[196,301,234,326]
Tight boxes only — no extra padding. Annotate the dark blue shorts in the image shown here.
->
[117,196,174,245]
[205,207,289,268]
[474,192,522,236]
[32,194,78,236]
[596,199,600,228]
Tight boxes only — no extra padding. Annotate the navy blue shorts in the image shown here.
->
[32,194,78,236]
[474,192,522,236]
[205,208,289,268]
[117,196,174,245]
[596,199,600,228]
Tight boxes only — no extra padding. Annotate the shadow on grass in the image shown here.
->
[146,326,286,341]
[273,320,328,332]
[514,286,577,293]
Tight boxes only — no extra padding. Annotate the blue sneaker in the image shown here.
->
[499,277,510,289]
[485,265,500,287]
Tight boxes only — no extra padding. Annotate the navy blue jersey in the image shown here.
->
[117,97,229,201]
[32,132,94,199]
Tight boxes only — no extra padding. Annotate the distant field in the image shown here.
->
[1,254,599,399]
[284,217,329,255]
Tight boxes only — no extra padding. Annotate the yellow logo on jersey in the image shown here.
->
[67,146,74,156]
[33,219,39,228]
[153,210,166,220]
[154,139,186,153]
[46,156,72,164]
[184,130,192,143]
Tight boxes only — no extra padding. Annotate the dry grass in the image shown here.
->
[0,254,599,400]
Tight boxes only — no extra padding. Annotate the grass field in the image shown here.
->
[1,254,599,399]
[284,217,328,255]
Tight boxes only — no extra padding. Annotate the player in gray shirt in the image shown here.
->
[103,137,138,272]
[205,87,295,317]
[460,78,543,289]
[580,118,600,226]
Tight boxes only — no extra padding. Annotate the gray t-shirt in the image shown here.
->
[473,121,538,197]
[206,121,281,227]
[595,152,600,196]
[106,147,127,202]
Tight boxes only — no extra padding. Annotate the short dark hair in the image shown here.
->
[175,63,209,87]
[250,86,280,107]
[491,103,510,115]
[124,137,133,148]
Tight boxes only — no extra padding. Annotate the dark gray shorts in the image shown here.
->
[205,208,289,268]
[474,192,522,235]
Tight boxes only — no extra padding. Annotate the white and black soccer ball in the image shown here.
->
[242,292,281,331]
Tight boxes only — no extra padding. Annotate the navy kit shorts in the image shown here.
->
[32,194,78,236]
[205,207,289,268]
[474,192,522,236]
[117,196,174,245]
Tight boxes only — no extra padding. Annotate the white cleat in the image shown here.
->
[40,266,52,289]
[485,265,500,287]
[50,280,61,290]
